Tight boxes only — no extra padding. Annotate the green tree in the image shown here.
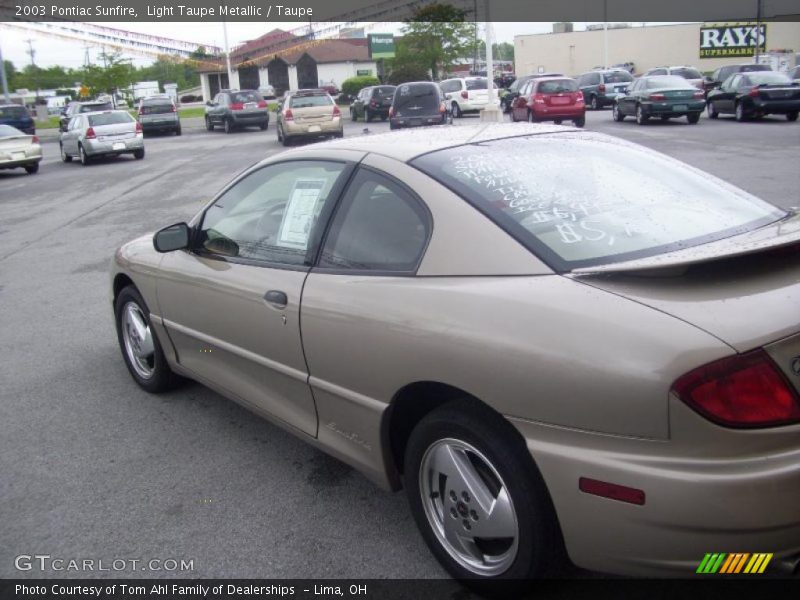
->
[399,3,477,80]
[80,51,135,99]
[3,60,18,90]
[476,41,515,62]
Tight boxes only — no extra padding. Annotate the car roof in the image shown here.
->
[273,122,577,163]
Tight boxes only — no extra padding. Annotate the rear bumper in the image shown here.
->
[390,115,448,128]
[84,136,144,156]
[140,118,180,131]
[509,407,800,577]
[749,99,800,114]
[642,100,706,116]
[284,118,341,137]
[0,156,42,169]
[533,105,586,119]
[457,99,489,112]
[231,111,269,125]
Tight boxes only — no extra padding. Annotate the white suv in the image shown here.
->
[439,77,489,117]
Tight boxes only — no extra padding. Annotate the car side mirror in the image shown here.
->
[153,222,190,253]
[206,101,214,106]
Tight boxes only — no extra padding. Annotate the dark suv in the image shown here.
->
[350,85,397,122]
[576,69,634,110]
[389,82,449,130]
[0,104,35,134]
[137,96,181,135]
[205,89,269,133]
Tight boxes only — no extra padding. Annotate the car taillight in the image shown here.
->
[171,105,177,112]
[749,86,761,98]
[672,349,800,428]
[138,107,146,116]
[135,121,143,134]
[332,104,341,117]
[389,107,395,118]
[576,91,585,103]
[598,83,606,93]
[649,93,666,101]
[533,93,545,104]
[284,109,294,121]
[693,90,705,99]
[32,135,39,144]
[230,102,244,110]
[370,100,378,107]
[461,90,468,99]
[439,102,446,113]
[85,127,96,140]
[257,100,267,108]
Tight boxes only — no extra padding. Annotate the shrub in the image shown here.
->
[341,76,380,98]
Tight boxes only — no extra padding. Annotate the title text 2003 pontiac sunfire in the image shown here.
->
[111,124,800,582]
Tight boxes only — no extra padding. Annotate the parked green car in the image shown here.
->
[613,75,706,125]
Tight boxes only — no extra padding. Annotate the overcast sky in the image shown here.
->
[0,21,604,69]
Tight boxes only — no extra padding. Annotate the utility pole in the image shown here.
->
[603,0,609,69]
[0,41,11,102]
[25,38,39,99]
[222,20,233,89]
[83,44,92,67]
[754,0,763,63]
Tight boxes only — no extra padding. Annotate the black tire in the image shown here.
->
[224,118,233,134]
[175,126,182,136]
[60,143,72,163]
[787,111,799,122]
[635,104,648,125]
[390,122,398,130]
[707,101,719,119]
[451,102,462,119]
[115,285,181,393]
[281,130,292,147]
[25,162,39,174]
[350,107,357,121]
[260,121,268,131]
[404,401,562,587]
[553,119,563,125]
[79,144,90,166]
[687,112,700,124]
[589,95,598,110]
[133,148,145,160]
[612,102,625,122]
[205,116,214,131]
[573,116,585,128]
[527,110,538,123]
[735,101,747,122]
[365,109,373,122]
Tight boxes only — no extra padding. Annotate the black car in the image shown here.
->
[707,71,800,122]
[59,100,114,132]
[205,89,269,133]
[350,85,397,122]
[499,73,564,113]
[704,63,772,96]
[389,82,449,130]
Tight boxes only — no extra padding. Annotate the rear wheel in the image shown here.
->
[687,112,700,124]
[735,101,747,122]
[404,402,561,586]
[553,119,563,125]
[589,95,598,110]
[787,111,799,122]
[573,116,585,128]
[133,148,145,160]
[25,162,39,174]
[350,107,357,121]
[79,144,90,166]
[205,116,214,131]
[175,126,182,136]
[260,121,268,131]
[365,109,373,122]
[527,110,538,123]
[451,102,462,119]
[707,101,719,119]
[612,102,625,121]
[60,143,72,163]
[635,104,648,125]
[224,118,233,133]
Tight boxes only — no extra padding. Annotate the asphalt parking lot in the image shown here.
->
[1,108,798,580]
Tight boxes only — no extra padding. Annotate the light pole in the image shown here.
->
[222,20,234,89]
[603,0,608,68]
[0,41,11,102]
[754,0,763,63]
[479,0,502,121]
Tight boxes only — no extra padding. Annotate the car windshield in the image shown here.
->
[289,94,332,108]
[747,72,792,85]
[81,103,113,113]
[88,112,134,126]
[394,84,440,110]
[232,91,264,103]
[604,71,633,83]
[411,134,784,271]
[646,76,693,89]
[0,105,28,118]
[672,68,703,79]
[0,124,24,136]
[537,79,578,93]
[466,78,488,90]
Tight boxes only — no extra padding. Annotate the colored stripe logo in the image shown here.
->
[696,553,773,574]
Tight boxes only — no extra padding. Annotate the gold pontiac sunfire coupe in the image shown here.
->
[111,123,800,581]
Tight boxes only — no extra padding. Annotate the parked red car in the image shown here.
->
[511,77,586,127]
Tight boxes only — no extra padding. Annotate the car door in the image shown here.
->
[63,115,82,154]
[619,79,639,114]
[155,159,356,436]
[211,93,225,123]
[513,81,531,120]
[715,75,740,113]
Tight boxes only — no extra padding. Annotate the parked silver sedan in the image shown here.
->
[110,124,800,584]
[60,110,145,165]
[0,124,42,174]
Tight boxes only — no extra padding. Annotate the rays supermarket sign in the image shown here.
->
[700,23,767,58]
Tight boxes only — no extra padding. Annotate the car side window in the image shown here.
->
[739,76,751,88]
[729,75,740,90]
[199,161,348,266]
[319,168,430,273]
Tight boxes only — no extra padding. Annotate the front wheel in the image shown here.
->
[79,144,90,166]
[612,102,625,122]
[350,108,357,121]
[404,402,561,584]
[589,95,598,110]
[60,143,72,162]
[687,112,700,124]
[205,116,214,131]
[115,285,180,393]
[787,111,799,122]
[527,110,538,123]
[451,102,462,119]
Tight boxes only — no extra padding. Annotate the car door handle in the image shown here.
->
[264,290,288,308]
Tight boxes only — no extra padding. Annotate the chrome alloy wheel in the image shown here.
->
[419,438,519,576]
[121,301,155,379]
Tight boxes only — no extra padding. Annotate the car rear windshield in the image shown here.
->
[289,94,333,108]
[0,124,24,137]
[603,71,633,83]
[88,112,134,126]
[646,76,693,89]
[394,84,440,110]
[411,134,784,271]
[671,68,703,79]
[537,79,578,93]
[140,100,174,113]
[740,64,772,72]
[0,105,29,118]
[373,86,396,96]
[232,91,264,103]
[466,78,488,90]
[747,72,793,85]
[81,103,113,113]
